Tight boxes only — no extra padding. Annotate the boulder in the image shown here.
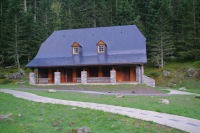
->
[179,87,187,91]
[163,70,171,76]
[187,68,196,77]
[115,93,124,98]
[159,99,170,104]
[195,95,200,99]
[48,89,56,93]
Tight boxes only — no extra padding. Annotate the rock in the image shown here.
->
[37,118,43,122]
[48,89,56,93]
[131,90,135,93]
[73,127,91,133]
[69,121,74,126]
[0,113,13,120]
[115,93,124,98]
[163,70,171,76]
[179,87,187,91]
[9,73,22,79]
[71,107,77,110]
[187,68,196,77]
[195,95,200,99]
[18,114,22,117]
[15,80,25,84]
[159,99,170,104]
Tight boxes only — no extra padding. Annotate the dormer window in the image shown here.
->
[73,47,79,54]
[97,40,106,53]
[72,42,81,54]
[98,45,104,53]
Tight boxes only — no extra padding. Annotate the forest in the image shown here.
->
[0,0,200,70]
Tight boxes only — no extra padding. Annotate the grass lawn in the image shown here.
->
[0,92,184,133]
[18,89,200,120]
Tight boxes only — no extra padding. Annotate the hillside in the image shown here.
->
[145,62,200,93]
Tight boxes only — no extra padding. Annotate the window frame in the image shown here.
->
[73,47,79,54]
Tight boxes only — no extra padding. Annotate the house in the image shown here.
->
[26,25,155,87]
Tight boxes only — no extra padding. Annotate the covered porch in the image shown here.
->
[29,65,144,85]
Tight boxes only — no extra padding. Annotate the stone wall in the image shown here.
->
[81,71,87,84]
[54,72,61,84]
[142,75,155,87]
[29,72,35,84]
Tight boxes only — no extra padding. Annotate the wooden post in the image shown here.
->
[72,68,76,83]
[61,68,65,83]
[98,66,103,77]
[48,68,53,83]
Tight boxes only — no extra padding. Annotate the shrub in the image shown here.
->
[0,73,5,79]
[0,79,12,84]
[193,61,200,68]
[148,72,160,78]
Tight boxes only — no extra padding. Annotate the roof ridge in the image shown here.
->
[54,25,137,32]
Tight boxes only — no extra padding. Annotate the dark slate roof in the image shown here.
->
[26,25,147,67]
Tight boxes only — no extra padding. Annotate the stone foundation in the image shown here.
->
[54,72,61,84]
[81,71,87,84]
[29,72,35,84]
[142,75,155,87]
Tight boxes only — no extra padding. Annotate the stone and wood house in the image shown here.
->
[26,25,155,87]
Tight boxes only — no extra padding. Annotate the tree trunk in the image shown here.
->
[68,1,72,28]
[14,15,21,73]
[93,0,96,27]
[34,0,37,22]
[110,1,113,25]
[24,0,27,13]
[160,31,164,68]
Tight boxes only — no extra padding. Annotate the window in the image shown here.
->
[98,45,104,53]
[73,47,79,54]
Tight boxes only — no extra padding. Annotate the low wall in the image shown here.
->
[142,75,155,87]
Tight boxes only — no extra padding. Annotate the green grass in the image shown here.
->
[18,90,200,120]
[0,92,184,133]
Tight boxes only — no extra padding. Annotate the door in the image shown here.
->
[123,67,130,81]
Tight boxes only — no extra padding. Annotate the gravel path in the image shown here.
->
[15,88,197,96]
[1,89,200,133]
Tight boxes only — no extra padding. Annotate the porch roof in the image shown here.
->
[26,53,146,67]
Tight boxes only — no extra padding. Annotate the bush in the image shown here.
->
[0,79,12,84]
[193,61,200,68]
[148,72,160,78]
[0,73,5,79]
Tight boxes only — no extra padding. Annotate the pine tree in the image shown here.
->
[149,0,174,68]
